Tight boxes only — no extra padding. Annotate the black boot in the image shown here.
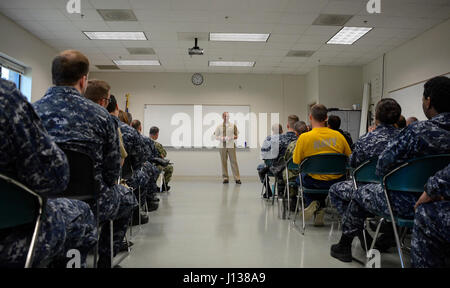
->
[330,234,354,263]
[357,230,373,252]
[131,208,149,226]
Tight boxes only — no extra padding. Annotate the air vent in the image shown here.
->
[312,14,352,26]
[97,9,138,21]
[96,65,120,70]
[126,48,156,55]
[286,50,315,57]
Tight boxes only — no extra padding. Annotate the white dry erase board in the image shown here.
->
[388,73,450,121]
[143,104,251,148]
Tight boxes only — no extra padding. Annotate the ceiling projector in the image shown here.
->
[188,38,204,56]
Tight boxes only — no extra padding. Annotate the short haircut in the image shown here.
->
[52,50,89,86]
[310,104,328,122]
[106,94,118,113]
[149,126,159,136]
[84,79,110,103]
[294,121,308,135]
[118,110,130,125]
[271,123,283,134]
[131,120,141,130]
[396,115,407,129]
[375,98,402,125]
[287,115,299,128]
[423,76,450,113]
[327,115,341,130]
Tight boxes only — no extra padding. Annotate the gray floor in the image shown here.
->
[120,179,407,268]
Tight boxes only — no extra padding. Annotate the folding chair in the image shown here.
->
[284,157,300,219]
[262,159,280,205]
[352,157,381,253]
[0,173,45,268]
[378,154,450,268]
[292,153,348,235]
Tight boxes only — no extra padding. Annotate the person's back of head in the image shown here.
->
[107,94,119,115]
[327,115,341,130]
[287,115,299,130]
[375,98,402,126]
[423,76,450,119]
[406,117,418,126]
[127,112,133,123]
[149,126,159,139]
[131,120,142,132]
[52,50,89,93]
[271,123,283,135]
[294,121,308,136]
[84,79,110,108]
[310,104,328,127]
[118,110,130,125]
[395,115,407,129]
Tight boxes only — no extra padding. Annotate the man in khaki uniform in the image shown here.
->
[214,112,241,184]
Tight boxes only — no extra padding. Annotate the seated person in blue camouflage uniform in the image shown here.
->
[33,50,137,268]
[412,164,450,268]
[331,76,450,263]
[327,115,354,149]
[0,78,97,268]
[329,99,401,216]
[293,105,352,227]
[117,110,161,210]
[257,123,283,198]
[106,96,156,223]
[258,115,300,198]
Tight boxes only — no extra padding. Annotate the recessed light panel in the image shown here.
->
[209,61,255,67]
[327,27,373,45]
[209,33,270,42]
[113,60,161,66]
[84,31,147,40]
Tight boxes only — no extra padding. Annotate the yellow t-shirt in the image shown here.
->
[293,127,351,181]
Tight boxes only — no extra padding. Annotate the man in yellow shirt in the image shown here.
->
[293,104,351,226]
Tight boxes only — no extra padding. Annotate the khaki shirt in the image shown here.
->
[214,122,239,148]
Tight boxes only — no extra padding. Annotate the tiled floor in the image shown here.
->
[120,179,407,268]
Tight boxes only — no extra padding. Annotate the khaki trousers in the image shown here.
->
[219,148,240,181]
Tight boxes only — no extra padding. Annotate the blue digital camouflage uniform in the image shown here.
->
[141,136,162,192]
[33,86,136,261]
[342,113,450,237]
[412,164,450,268]
[257,132,298,187]
[0,79,96,267]
[329,124,400,215]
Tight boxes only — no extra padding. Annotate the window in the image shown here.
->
[1,66,21,90]
[0,55,30,102]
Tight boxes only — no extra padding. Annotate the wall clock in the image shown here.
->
[192,73,204,86]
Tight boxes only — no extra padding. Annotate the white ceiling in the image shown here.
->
[1,0,449,75]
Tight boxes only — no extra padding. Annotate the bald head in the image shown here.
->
[222,112,229,122]
[52,50,89,89]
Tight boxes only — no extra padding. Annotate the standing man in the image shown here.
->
[215,112,241,184]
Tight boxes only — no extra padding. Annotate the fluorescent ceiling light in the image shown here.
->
[209,61,255,67]
[84,31,147,40]
[327,27,372,45]
[113,60,161,66]
[209,33,270,42]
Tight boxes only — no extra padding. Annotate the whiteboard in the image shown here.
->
[388,74,450,121]
[143,104,251,148]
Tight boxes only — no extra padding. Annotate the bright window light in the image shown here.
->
[84,31,148,40]
[113,60,161,66]
[209,33,270,42]
[327,27,373,45]
[209,61,255,67]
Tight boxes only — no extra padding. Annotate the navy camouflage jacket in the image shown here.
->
[377,113,450,177]
[425,164,450,200]
[118,120,145,171]
[33,86,120,193]
[142,136,159,160]
[0,79,69,195]
[350,124,399,168]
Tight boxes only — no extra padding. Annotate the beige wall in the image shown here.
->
[318,65,363,109]
[363,18,450,98]
[0,13,56,102]
[90,72,307,177]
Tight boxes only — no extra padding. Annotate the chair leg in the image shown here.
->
[383,186,405,268]
[272,179,277,205]
[110,220,114,268]
[25,215,42,268]
[362,221,369,253]
[292,186,300,225]
[369,218,384,252]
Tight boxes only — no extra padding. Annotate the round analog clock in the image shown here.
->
[192,73,204,86]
